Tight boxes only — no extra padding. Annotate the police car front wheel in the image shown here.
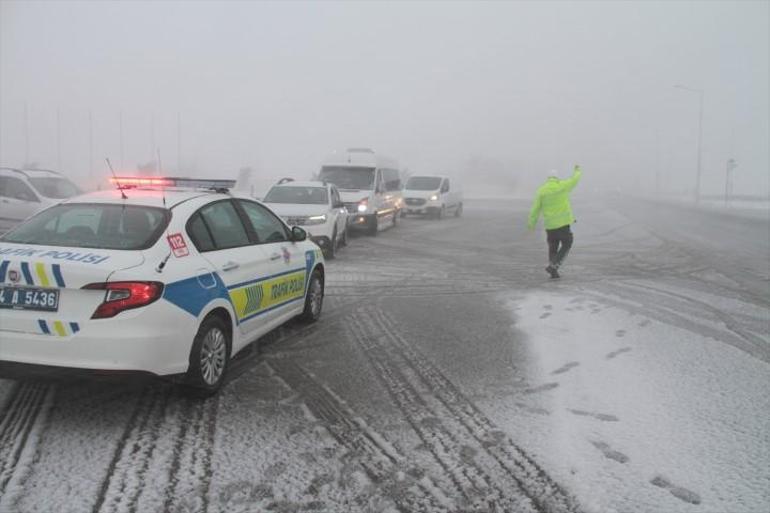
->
[183,315,231,396]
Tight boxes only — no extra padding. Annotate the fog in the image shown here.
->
[1,0,768,197]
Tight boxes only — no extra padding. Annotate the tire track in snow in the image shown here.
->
[92,386,218,513]
[161,395,219,513]
[268,357,448,513]
[92,386,170,513]
[372,309,581,513]
[0,381,54,503]
[348,314,545,513]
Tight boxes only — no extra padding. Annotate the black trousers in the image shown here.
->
[546,225,573,267]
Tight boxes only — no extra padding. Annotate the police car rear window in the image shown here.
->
[1,203,170,250]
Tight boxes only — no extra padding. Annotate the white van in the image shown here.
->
[402,175,463,219]
[318,148,403,235]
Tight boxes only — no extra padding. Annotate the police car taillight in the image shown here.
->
[83,281,164,319]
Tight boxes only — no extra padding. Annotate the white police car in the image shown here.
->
[262,179,348,259]
[0,176,325,395]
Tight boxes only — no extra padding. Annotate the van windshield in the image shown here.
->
[406,177,442,191]
[319,166,375,191]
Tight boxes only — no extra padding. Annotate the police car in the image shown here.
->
[0,177,325,395]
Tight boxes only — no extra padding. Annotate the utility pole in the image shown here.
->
[88,110,94,181]
[655,129,661,196]
[150,114,156,172]
[24,102,29,166]
[119,110,125,168]
[674,84,704,204]
[177,112,181,173]
[725,158,737,206]
[57,108,62,170]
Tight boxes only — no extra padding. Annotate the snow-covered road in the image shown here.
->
[0,196,767,513]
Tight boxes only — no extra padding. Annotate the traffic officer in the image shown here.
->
[527,165,583,279]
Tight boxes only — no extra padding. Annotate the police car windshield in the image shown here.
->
[1,203,169,250]
[405,177,442,190]
[28,177,82,199]
[264,186,328,205]
[318,166,375,190]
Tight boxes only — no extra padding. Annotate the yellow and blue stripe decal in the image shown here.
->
[228,268,306,323]
[38,320,79,337]
[163,252,322,323]
[1,260,66,287]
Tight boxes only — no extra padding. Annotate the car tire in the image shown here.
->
[454,202,463,217]
[437,205,446,220]
[182,314,231,397]
[325,229,337,259]
[299,269,324,323]
[367,215,378,236]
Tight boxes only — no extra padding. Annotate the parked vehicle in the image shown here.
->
[0,176,325,396]
[263,179,348,259]
[402,175,463,219]
[0,168,82,233]
[318,148,403,235]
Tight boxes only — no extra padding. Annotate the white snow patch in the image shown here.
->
[498,291,770,513]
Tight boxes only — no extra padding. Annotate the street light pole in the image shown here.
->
[674,84,704,204]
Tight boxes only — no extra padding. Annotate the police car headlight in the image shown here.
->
[430,194,439,201]
[305,214,328,225]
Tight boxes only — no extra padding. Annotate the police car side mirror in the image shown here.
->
[291,226,307,242]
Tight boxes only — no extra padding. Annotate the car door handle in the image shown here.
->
[221,261,240,271]
[270,253,282,261]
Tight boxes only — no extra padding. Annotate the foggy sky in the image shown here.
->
[1,0,768,196]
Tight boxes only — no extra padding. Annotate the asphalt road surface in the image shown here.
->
[1,196,768,513]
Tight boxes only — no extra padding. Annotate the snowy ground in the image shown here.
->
[0,195,768,513]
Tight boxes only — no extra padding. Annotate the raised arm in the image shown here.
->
[561,165,582,192]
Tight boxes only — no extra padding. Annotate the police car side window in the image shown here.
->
[198,200,251,250]
[237,200,289,244]
[186,213,216,252]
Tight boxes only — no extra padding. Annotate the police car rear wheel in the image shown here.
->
[299,270,323,323]
[184,315,231,396]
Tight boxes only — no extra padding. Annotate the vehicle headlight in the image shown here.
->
[430,194,439,201]
[305,214,328,225]
[357,203,368,213]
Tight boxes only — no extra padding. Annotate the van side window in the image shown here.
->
[441,179,450,193]
[383,168,401,192]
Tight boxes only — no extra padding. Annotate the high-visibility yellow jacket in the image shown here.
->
[528,167,582,230]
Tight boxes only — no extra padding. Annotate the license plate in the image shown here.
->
[0,286,60,312]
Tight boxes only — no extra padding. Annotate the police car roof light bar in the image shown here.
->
[108,176,236,190]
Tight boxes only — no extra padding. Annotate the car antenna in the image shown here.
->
[155,148,167,207]
[106,158,128,199]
